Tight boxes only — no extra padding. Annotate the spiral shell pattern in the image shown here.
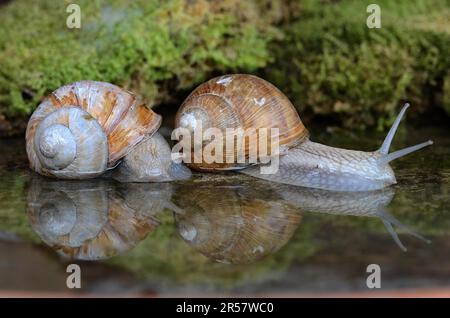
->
[26,81,161,179]
[175,74,308,171]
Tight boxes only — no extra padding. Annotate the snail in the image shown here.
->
[174,175,427,256]
[26,176,182,260]
[174,74,433,191]
[26,80,190,181]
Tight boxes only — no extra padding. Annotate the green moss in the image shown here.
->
[0,0,288,118]
[1,0,448,131]
[267,0,450,130]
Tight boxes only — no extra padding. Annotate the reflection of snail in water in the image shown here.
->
[115,182,185,214]
[25,81,190,182]
[175,74,432,191]
[275,185,429,251]
[173,182,302,264]
[173,178,428,262]
[26,177,182,260]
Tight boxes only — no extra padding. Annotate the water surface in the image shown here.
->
[0,124,448,296]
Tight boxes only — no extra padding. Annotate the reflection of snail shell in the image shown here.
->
[27,177,159,260]
[115,182,184,214]
[173,183,302,264]
[26,81,161,179]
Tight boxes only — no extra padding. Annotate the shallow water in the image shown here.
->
[0,124,449,296]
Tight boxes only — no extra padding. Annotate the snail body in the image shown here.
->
[112,132,191,182]
[26,80,189,182]
[175,74,433,192]
[241,106,432,191]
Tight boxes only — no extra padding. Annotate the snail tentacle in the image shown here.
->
[379,103,410,154]
[377,103,433,165]
[377,140,433,165]
[381,218,407,252]
[377,209,431,245]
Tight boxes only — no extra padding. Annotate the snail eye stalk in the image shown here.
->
[378,140,433,165]
[379,103,410,155]
[377,103,433,165]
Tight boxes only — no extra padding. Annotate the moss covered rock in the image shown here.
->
[266,0,450,130]
[0,0,448,134]
[0,0,295,134]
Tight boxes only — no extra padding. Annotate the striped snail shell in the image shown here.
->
[26,81,161,179]
[175,74,308,171]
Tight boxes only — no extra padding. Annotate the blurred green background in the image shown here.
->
[0,0,449,136]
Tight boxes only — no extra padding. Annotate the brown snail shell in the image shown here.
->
[175,74,308,171]
[26,81,162,179]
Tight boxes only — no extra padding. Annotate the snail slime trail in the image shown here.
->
[171,124,281,174]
